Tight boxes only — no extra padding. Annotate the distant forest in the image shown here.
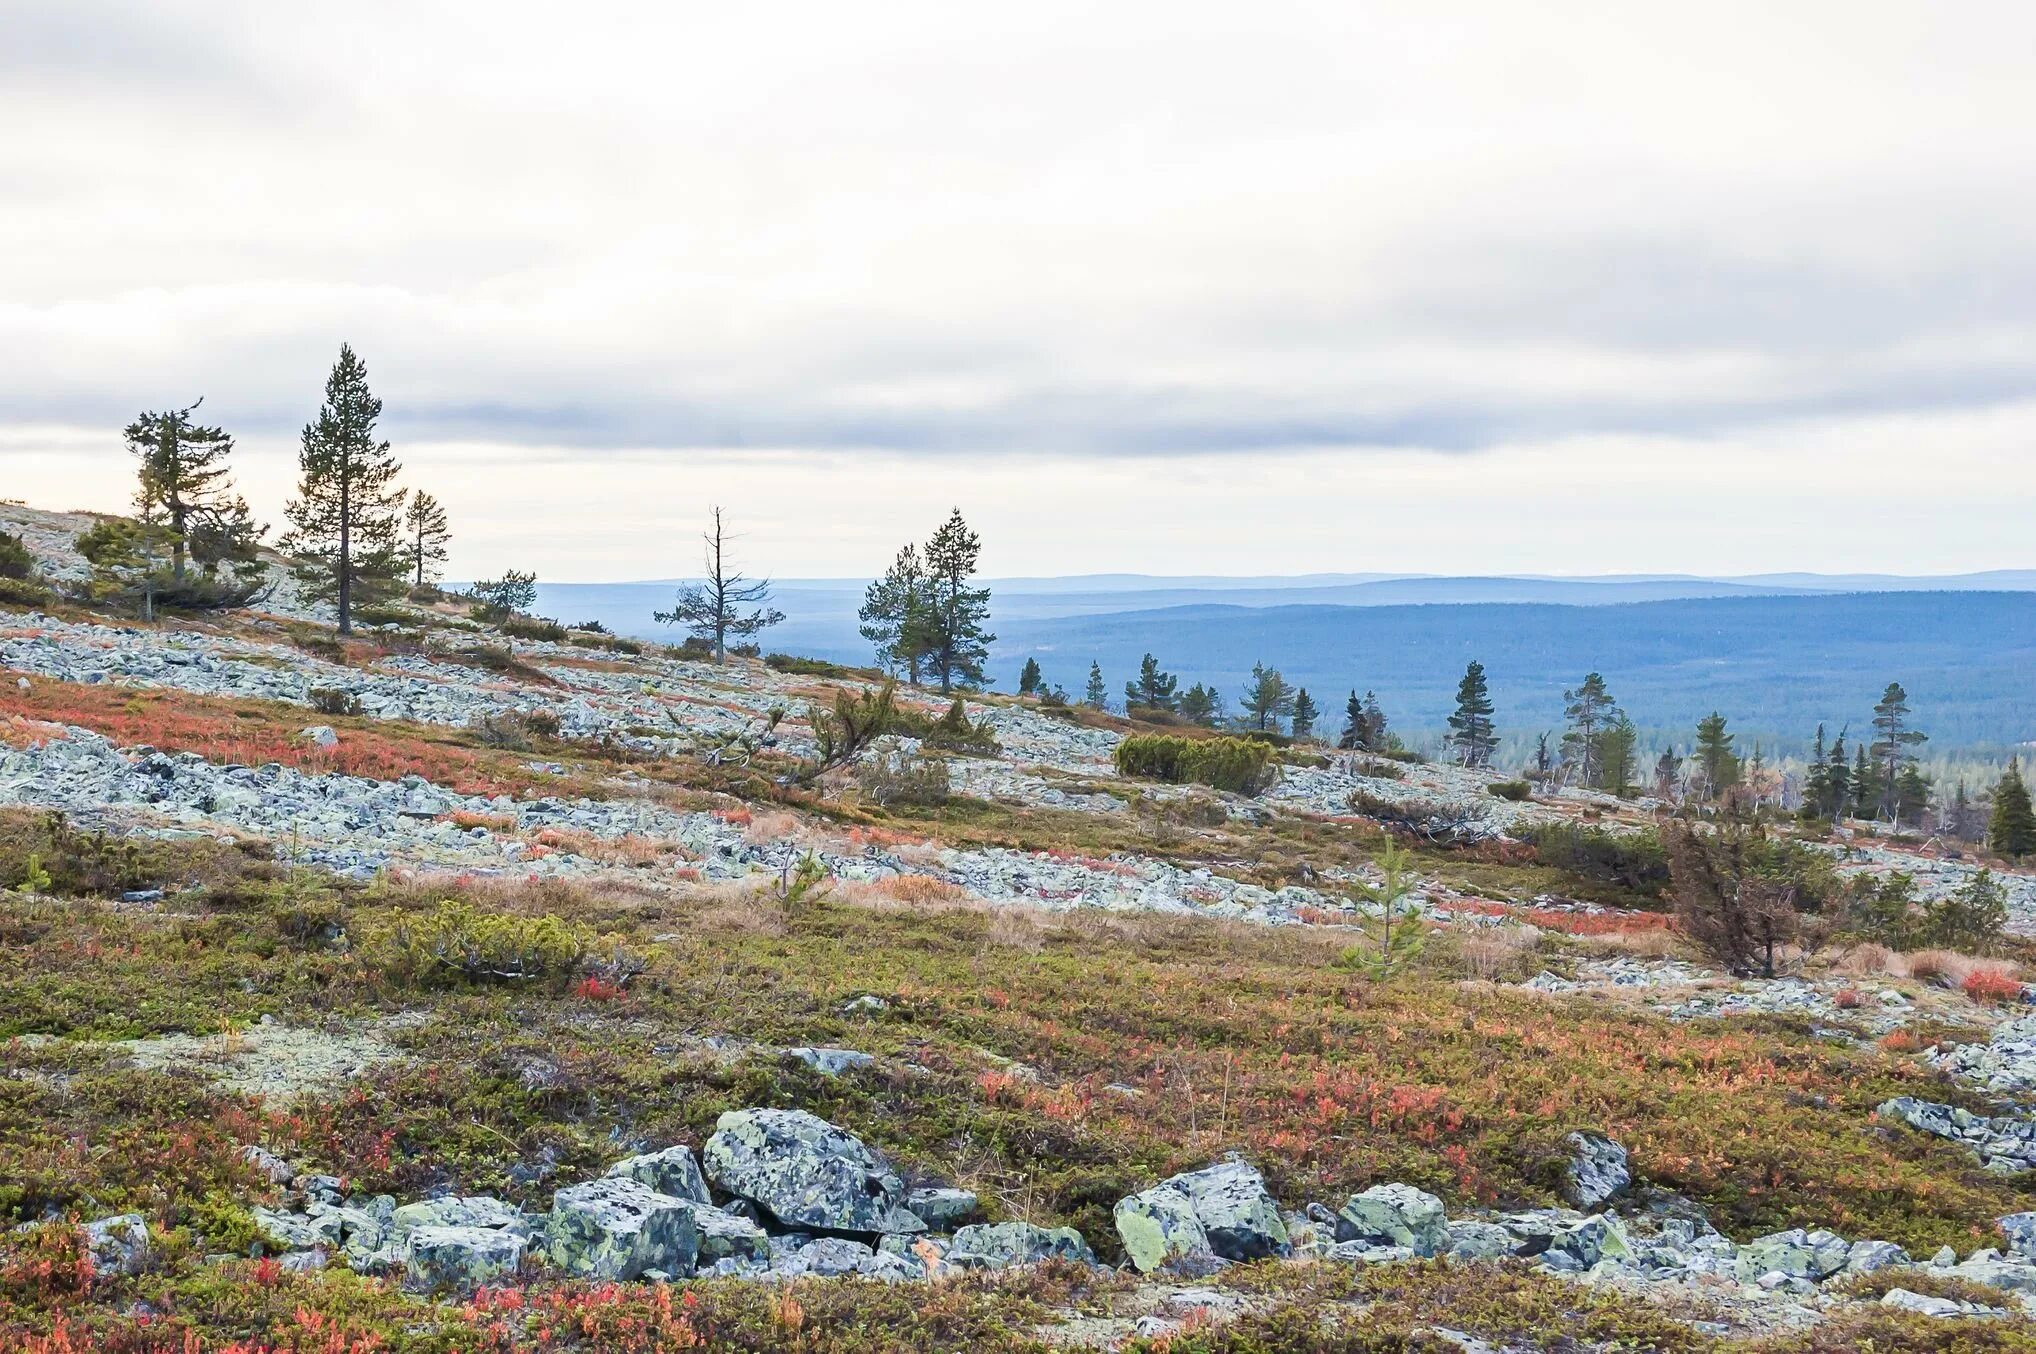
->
[989,592,2036,759]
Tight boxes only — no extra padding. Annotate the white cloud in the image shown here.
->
[3,0,2033,575]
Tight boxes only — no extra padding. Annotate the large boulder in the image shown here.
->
[1734,1228,1851,1283]
[406,1226,527,1291]
[702,1108,920,1234]
[1168,1159,1289,1261]
[548,1178,700,1280]
[1562,1132,1631,1209]
[1114,1185,1215,1274]
[1335,1184,1449,1257]
[947,1221,1095,1270]
[606,1146,712,1204]
[2000,1212,2036,1259]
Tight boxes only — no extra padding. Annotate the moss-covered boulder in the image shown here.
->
[1114,1185,1213,1273]
[547,1177,700,1280]
[947,1221,1095,1270]
[702,1108,921,1235]
[605,1145,712,1203]
[1335,1183,1449,1257]
[405,1226,526,1292]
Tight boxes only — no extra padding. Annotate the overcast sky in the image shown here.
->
[4,0,2033,580]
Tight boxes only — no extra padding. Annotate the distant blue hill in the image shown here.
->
[526,578,2036,754]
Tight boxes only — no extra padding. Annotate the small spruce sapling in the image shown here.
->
[1335,840,1426,979]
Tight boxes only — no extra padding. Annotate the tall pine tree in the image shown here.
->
[859,544,931,682]
[403,491,450,589]
[1560,672,1616,786]
[281,345,406,635]
[1241,662,1295,732]
[1446,659,1497,767]
[1084,661,1107,710]
[920,509,993,693]
[1124,654,1179,712]
[1597,715,1639,796]
[1869,682,1927,820]
[1290,688,1320,741]
[1693,712,1738,800]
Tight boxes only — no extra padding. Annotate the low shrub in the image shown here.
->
[350,603,410,628]
[0,576,52,607]
[502,615,568,643]
[765,653,872,679]
[900,698,1000,755]
[1115,734,1277,795]
[854,746,952,807]
[0,531,35,581]
[307,686,364,718]
[376,899,638,989]
[1519,823,1671,899]
[467,709,558,749]
[1488,779,1532,802]
[1963,967,2023,1005]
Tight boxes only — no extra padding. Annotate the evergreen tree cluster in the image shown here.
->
[858,509,995,692]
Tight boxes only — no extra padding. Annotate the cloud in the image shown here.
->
[2,0,2033,572]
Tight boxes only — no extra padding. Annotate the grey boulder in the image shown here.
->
[1168,1158,1289,1261]
[947,1221,1095,1270]
[83,1214,151,1277]
[1562,1131,1631,1209]
[606,1145,712,1204]
[702,1108,920,1234]
[548,1178,700,1280]
[1734,1228,1850,1282]
[1336,1184,1449,1257]
[1114,1184,1215,1274]
[406,1226,527,1291]
[905,1187,978,1229]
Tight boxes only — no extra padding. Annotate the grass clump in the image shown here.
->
[1115,734,1276,795]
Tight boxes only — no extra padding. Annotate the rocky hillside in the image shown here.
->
[8,504,2036,1352]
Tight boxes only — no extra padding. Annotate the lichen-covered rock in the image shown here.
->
[391,1195,529,1238]
[1336,1184,1448,1257]
[690,1201,769,1265]
[1168,1158,1289,1261]
[605,1145,712,1204]
[1735,1228,1851,1282]
[548,1178,700,1280]
[702,1108,920,1234]
[1562,1131,1630,1209]
[2000,1212,2036,1259]
[776,1236,874,1277]
[406,1226,526,1291]
[84,1214,151,1277]
[1444,1220,1519,1261]
[1845,1240,1910,1274]
[947,1221,1095,1270]
[251,1205,342,1252]
[1115,1185,1215,1274]
[905,1186,978,1229]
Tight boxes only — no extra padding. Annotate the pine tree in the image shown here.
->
[1124,654,1179,712]
[1084,661,1107,710]
[1693,712,1738,800]
[1178,682,1223,726]
[1361,692,1387,751]
[1894,764,1932,829]
[1989,761,2036,859]
[1446,660,1497,767]
[1339,691,1366,750]
[1560,672,1616,786]
[1291,688,1320,742]
[403,491,451,589]
[1824,731,1852,819]
[1802,725,1830,819]
[280,344,407,635]
[1016,657,1043,696]
[859,544,931,682]
[125,399,261,582]
[920,509,994,692]
[1850,745,1876,819]
[1653,747,1680,800]
[653,507,784,663]
[1241,662,1295,733]
[1870,682,1928,820]
[1597,715,1639,796]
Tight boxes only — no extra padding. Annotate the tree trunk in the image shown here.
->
[337,470,352,636]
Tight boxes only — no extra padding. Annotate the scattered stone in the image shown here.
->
[1562,1131,1631,1209]
[406,1226,527,1291]
[946,1221,1095,1270]
[904,1187,977,1229]
[782,1047,877,1077]
[1336,1184,1449,1257]
[1735,1228,1851,1282]
[606,1145,712,1204]
[83,1214,151,1277]
[301,726,339,749]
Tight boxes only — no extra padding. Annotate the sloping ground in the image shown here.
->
[8,535,2036,1347]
